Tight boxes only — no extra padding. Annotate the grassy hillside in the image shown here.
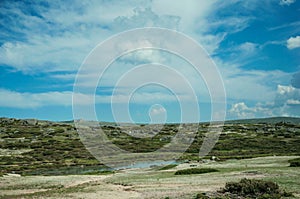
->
[0,117,300,176]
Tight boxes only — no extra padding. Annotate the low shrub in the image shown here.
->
[174,168,218,175]
[194,193,209,199]
[224,178,279,195]
[289,158,300,167]
[222,178,293,199]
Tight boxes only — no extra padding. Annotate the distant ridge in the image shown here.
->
[225,117,300,125]
[1,116,300,125]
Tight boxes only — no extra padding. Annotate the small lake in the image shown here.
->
[114,160,178,170]
[35,160,180,175]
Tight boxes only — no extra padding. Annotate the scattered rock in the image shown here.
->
[4,173,21,177]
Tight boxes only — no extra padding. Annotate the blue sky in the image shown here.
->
[0,0,300,122]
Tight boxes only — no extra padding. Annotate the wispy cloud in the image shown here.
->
[0,1,153,73]
[0,0,254,73]
[268,21,300,31]
[216,58,290,102]
[279,0,296,6]
[0,89,73,108]
[0,88,195,109]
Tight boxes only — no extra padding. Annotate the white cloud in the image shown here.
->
[0,88,194,109]
[151,0,216,29]
[51,73,77,81]
[150,106,166,115]
[0,0,255,73]
[287,36,300,49]
[277,84,296,95]
[217,42,259,66]
[268,21,300,31]
[275,85,300,106]
[286,99,300,105]
[71,45,290,111]
[228,85,300,119]
[0,1,180,73]
[119,48,166,64]
[0,37,90,72]
[238,42,258,54]
[216,58,290,102]
[229,102,255,118]
[149,105,167,123]
[229,101,276,119]
[0,89,73,108]
[279,0,296,6]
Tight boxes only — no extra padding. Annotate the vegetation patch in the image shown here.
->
[1,117,300,175]
[289,158,300,167]
[82,170,114,175]
[174,168,218,175]
[220,178,293,199]
[194,193,210,199]
[157,164,177,170]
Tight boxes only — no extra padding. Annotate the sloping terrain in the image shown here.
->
[0,117,300,176]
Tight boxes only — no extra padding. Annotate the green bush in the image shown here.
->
[289,158,300,167]
[194,193,209,199]
[174,168,218,175]
[290,161,300,167]
[225,178,279,195]
[222,178,292,198]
